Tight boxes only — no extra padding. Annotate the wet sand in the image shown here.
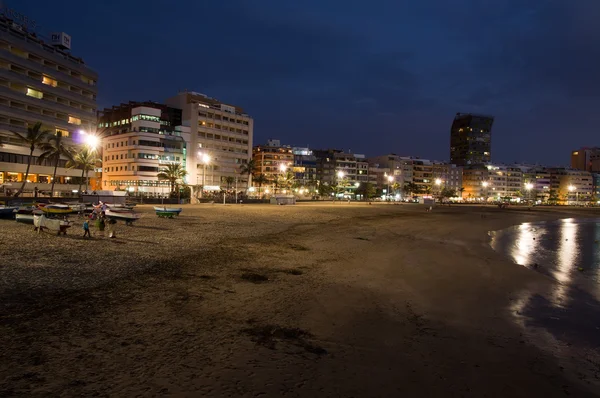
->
[1,203,599,397]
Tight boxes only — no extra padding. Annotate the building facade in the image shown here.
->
[98,102,188,196]
[571,147,600,172]
[0,10,98,196]
[548,168,593,204]
[165,91,253,190]
[314,149,368,196]
[450,113,493,166]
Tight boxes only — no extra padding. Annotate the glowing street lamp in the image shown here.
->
[386,175,394,200]
[198,152,211,187]
[279,163,288,173]
[481,181,489,203]
[79,130,100,150]
[568,185,578,205]
[337,170,345,179]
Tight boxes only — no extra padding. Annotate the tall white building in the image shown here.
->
[0,8,98,196]
[166,91,253,190]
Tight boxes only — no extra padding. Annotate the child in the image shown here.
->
[83,219,91,238]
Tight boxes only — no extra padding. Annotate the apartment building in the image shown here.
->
[450,113,493,166]
[253,139,294,181]
[486,165,523,200]
[548,168,593,203]
[368,154,463,197]
[462,165,489,200]
[0,9,98,196]
[570,147,600,172]
[166,91,253,190]
[314,149,368,195]
[98,102,189,196]
[518,164,551,202]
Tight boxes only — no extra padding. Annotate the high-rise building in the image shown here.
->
[450,113,493,166]
[570,147,600,172]
[252,139,294,182]
[97,101,189,196]
[166,91,253,190]
[0,8,98,196]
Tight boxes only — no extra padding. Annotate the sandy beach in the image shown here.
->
[1,203,599,397]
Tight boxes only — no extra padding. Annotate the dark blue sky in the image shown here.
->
[19,0,600,165]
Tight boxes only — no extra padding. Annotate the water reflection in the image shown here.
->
[510,222,535,266]
[490,218,600,301]
[552,219,577,305]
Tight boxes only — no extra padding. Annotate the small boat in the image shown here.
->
[153,206,182,215]
[106,203,134,210]
[41,204,72,214]
[15,213,34,224]
[105,209,140,225]
[66,202,86,212]
[34,214,71,234]
[0,205,18,218]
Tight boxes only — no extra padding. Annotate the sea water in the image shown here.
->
[490,218,600,286]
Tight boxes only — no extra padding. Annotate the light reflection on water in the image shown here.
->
[490,218,600,299]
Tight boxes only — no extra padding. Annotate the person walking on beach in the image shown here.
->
[83,219,91,238]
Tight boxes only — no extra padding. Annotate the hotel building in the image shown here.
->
[98,102,189,196]
[166,91,253,190]
[0,9,98,196]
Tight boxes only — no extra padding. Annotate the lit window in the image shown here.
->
[56,128,70,137]
[68,116,81,125]
[42,76,57,87]
[26,88,43,99]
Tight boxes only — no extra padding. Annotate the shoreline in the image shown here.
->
[1,204,599,396]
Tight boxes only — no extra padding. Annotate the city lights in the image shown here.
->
[337,171,345,179]
[435,178,442,186]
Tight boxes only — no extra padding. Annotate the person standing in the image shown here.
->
[83,219,91,238]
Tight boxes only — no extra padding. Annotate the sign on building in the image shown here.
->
[51,32,71,50]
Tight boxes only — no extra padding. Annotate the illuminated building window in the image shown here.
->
[68,116,81,125]
[26,88,43,99]
[56,128,70,137]
[42,76,58,87]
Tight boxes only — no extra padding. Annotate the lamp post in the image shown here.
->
[482,181,489,203]
[525,182,533,205]
[279,163,288,195]
[435,178,442,203]
[337,170,345,200]
[387,175,394,201]
[568,185,578,206]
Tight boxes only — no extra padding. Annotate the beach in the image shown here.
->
[1,203,599,397]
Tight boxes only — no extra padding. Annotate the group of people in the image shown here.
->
[82,202,116,238]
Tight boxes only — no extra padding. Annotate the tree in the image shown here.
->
[67,148,99,193]
[440,187,456,203]
[458,186,465,200]
[10,122,52,197]
[318,183,334,198]
[37,130,73,196]
[548,189,559,205]
[157,163,187,193]
[403,182,421,197]
[253,174,269,198]
[239,159,256,185]
[277,170,295,192]
[356,182,376,200]
[224,176,235,189]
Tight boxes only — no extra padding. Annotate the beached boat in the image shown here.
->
[41,204,72,214]
[66,202,86,212]
[33,214,71,234]
[153,206,182,215]
[106,203,135,210]
[105,209,140,225]
[15,213,34,224]
[0,205,18,218]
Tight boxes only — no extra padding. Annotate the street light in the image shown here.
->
[386,175,394,201]
[279,163,288,173]
[482,181,489,203]
[198,152,211,187]
[525,182,533,204]
[79,130,100,150]
[568,185,578,205]
[435,178,442,186]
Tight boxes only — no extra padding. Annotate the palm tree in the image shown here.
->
[37,130,73,197]
[10,122,52,197]
[253,174,268,198]
[239,159,256,185]
[157,162,187,193]
[458,186,465,200]
[67,148,99,193]
[224,176,235,189]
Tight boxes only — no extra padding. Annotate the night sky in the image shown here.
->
[19,0,600,165]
